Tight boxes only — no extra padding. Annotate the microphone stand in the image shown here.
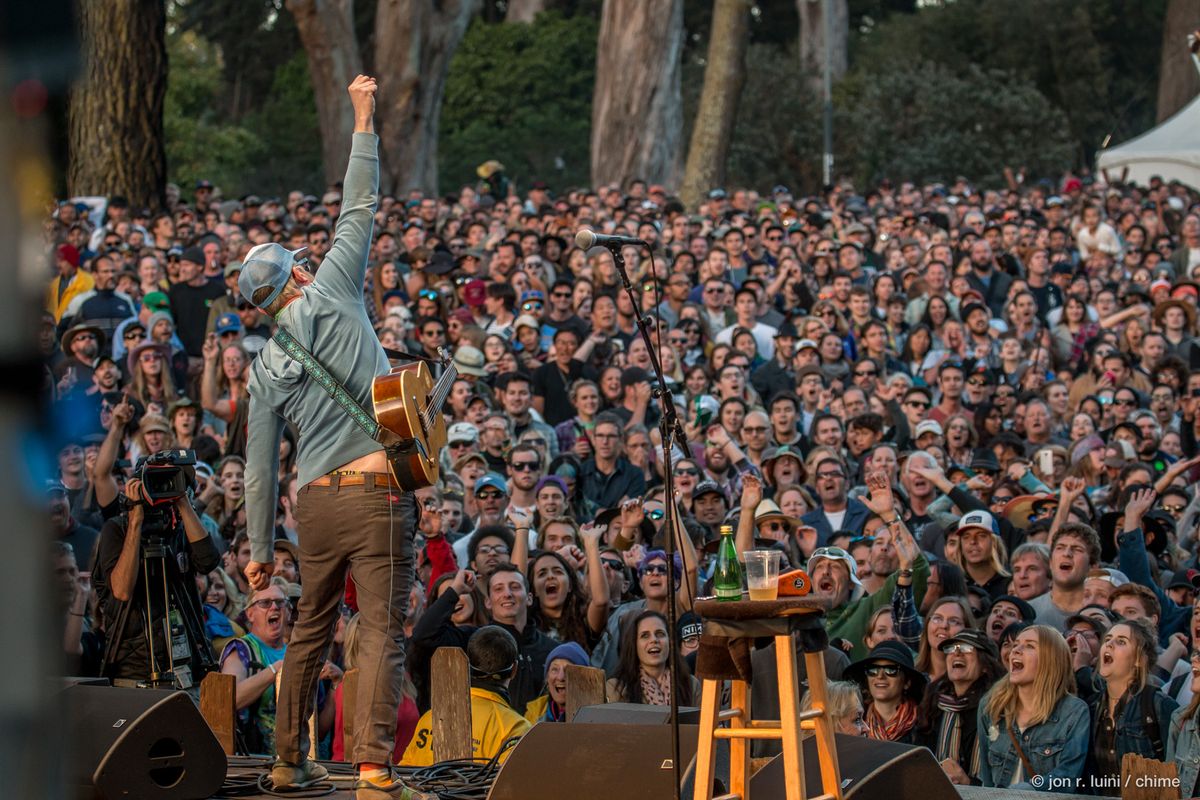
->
[605,244,689,800]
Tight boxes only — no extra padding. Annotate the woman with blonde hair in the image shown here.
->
[1077,617,1176,794]
[801,680,867,737]
[977,626,1090,789]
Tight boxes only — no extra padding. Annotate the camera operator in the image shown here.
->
[95,473,221,686]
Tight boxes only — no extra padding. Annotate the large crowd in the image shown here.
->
[41,160,1200,792]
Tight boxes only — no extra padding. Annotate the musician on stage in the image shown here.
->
[239,74,428,800]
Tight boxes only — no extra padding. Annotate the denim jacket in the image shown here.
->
[1076,667,1177,764]
[1167,706,1200,799]
[977,693,1091,791]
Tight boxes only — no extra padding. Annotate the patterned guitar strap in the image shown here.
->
[272,329,416,456]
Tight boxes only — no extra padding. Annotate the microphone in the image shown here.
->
[574,229,647,251]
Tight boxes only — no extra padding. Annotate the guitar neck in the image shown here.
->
[422,363,459,429]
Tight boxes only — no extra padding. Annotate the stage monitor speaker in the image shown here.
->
[487,721,699,800]
[63,684,227,800]
[750,732,959,800]
[573,702,700,725]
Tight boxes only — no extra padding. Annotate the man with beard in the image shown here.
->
[964,240,1013,318]
[56,324,103,383]
[1026,522,1099,630]
[807,472,928,659]
[60,254,137,347]
[1009,542,1052,601]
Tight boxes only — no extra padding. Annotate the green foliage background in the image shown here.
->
[162,0,1169,198]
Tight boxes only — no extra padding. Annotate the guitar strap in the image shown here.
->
[271,329,383,442]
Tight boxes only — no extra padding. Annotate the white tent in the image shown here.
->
[1096,53,1200,189]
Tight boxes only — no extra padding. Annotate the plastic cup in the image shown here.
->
[743,550,781,601]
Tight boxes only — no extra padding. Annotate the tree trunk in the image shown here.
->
[374,0,480,195]
[67,0,167,210]
[506,0,545,23]
[287,0,362,185]
[590,0,685,189]
[1155,0,1200,123]
[797,0,848,94]
[679,0,750,210]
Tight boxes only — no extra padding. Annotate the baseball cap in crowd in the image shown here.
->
[447,421,478,445]
[844,222,869,236]
[796,338,818,352]
[224,261,244,279]
[962,302,989,322]
[322,191,342,205]
[969,448,1001,474]
[991,594,1036,622]
[514,314,540,333]
[520,290,545,307]
[708,188,727,200]
[915,420,943,439]
[692,480,726,503]
[806,546,865,597]
[774,320,799,340]
[474,473,509,497]
[139,414,171,436]
[196,179,214,190]
[463,279,487,307]
[166,245,184,260]
[215,313,243,336]
[957,510,999,536]
[452,345,488,377]
[180,245,206,265]
[238,242,309,308]
[1167,569,1200,592]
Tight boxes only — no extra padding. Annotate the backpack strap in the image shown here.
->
[1141,686,1165,762]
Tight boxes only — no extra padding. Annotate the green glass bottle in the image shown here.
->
[714,524,742,601]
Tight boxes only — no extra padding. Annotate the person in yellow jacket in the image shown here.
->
[401,626,531,767]
[47,244,94,323]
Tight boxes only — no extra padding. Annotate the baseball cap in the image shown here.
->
[915,420,944,439]
[474,473,509,497]
[796,338,818,352]
[957,510,999,536]
[180,245,206,265]
[692,480,726,503]
[238,242,309,309]
[142,291,171,313]
[223,261,244,278]
[447,422,478,445]
[215,313,243,336]
[322,191,342,205]
[806,546,865,593]
[463,279,487,307]
[991,594,1036,622]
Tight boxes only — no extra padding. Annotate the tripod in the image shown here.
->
[101,528,215,691]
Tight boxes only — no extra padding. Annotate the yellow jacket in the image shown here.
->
[47,271,94,322]
[401,687,531,766]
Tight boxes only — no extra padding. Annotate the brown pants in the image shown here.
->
[277,475,417,766]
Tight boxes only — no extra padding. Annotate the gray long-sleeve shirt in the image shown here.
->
[244,132,388,563]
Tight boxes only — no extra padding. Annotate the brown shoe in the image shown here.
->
[354,770,436,800]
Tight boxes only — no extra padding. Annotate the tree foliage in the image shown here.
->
[837,62,1075,187]
[439,11,598,190]
[164,30,321,198]
[850,0,1166,163]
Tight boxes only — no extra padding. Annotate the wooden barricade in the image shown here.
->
[564,664,606,722]
[199,671,236,755]
[431,647,473,762]
[1121,753,1180,800]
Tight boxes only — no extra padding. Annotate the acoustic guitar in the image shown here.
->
[371,349,458,490]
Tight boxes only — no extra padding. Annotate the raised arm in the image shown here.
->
[315,75,380,302]
[735,474,763,557]
[580,522,611,633]
[94,395,133,509]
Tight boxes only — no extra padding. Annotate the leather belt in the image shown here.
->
[309,471,400,489]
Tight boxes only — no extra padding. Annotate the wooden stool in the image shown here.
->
[691,598,842,800]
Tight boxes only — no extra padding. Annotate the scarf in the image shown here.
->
[866,699,918,742]
[935,691,980,777]
[639,668,673,706]
[542,698,566,723]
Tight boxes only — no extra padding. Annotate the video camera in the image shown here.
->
[131,449,197,506]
